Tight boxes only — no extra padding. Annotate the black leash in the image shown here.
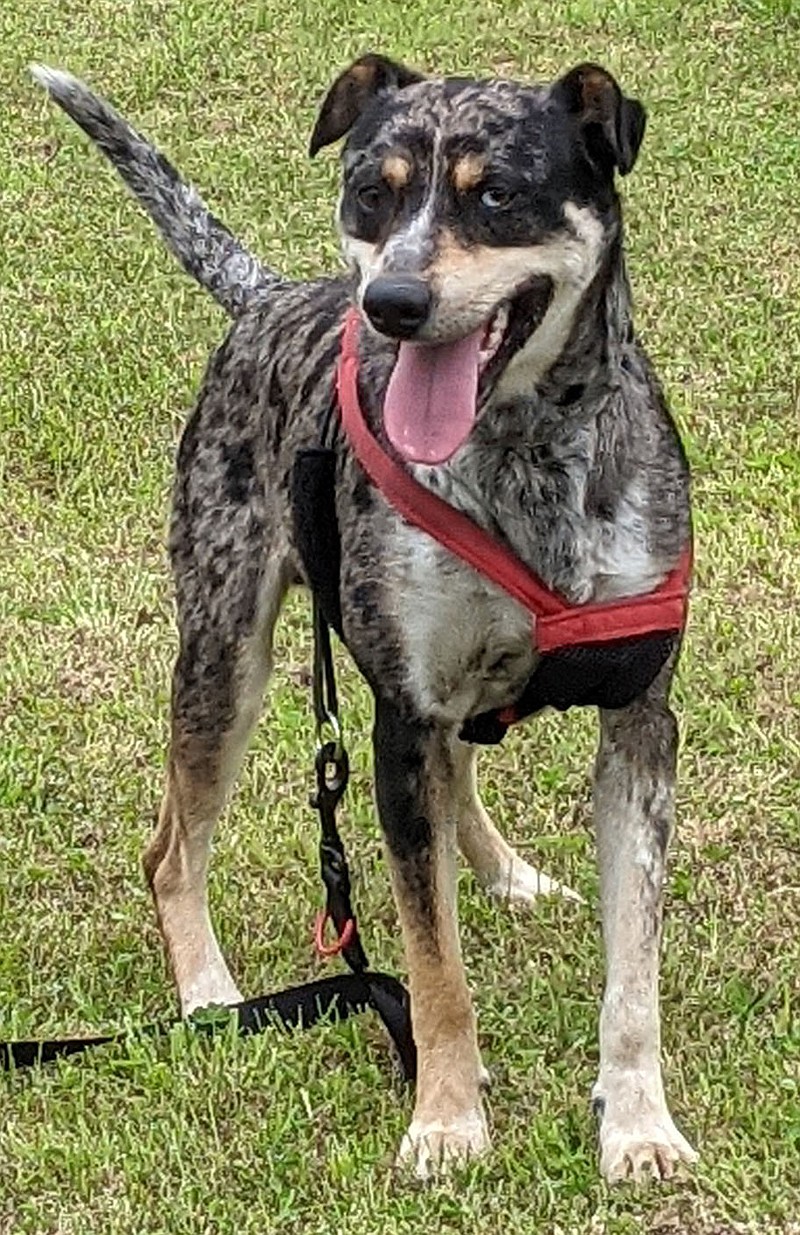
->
[0,974,411,1072]
[307,596,416,1081]
[1,598,416,1082]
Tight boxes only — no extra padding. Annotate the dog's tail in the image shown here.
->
[31,65,278,318]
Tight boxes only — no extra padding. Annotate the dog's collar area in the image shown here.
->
[336,306,692,739]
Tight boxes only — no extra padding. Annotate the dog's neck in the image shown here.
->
[555,233,634,385]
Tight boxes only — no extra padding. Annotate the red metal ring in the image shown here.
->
[314,910,356,959]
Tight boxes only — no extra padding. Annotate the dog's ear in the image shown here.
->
[553,63,646,176]
[309,54,425,156]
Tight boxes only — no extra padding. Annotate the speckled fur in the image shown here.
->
[37,58,696,1183]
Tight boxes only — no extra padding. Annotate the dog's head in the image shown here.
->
[310,56,646,463]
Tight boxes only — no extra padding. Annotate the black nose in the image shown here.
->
[362,276,432,339]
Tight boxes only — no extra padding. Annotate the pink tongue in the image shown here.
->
[383,327,483,464]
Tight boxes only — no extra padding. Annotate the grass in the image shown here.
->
[1,0,799,1230]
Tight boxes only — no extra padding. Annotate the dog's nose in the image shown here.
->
[362,276,432,339]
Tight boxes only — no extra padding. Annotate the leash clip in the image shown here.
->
[311,597,344,762]
[315,711,343,765]
[308,597,369,974]
[308,737,369,974]
[310,740,349,812]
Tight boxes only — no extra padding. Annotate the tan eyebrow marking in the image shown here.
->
[451,152,486,193]
[381,153,413,190]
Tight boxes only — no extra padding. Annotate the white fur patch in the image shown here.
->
[588,481,668,601]
[389,523,536,721]
[381,188,438,270]
[341,234,379,291]
[492,203,605,401]
[594,1069,698,1183]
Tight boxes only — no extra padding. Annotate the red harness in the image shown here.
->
[336,307,691,664]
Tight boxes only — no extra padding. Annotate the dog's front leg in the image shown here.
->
[591,677,698,1183]
[373,697,489,1178]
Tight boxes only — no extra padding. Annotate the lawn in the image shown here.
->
[1,0,799,1231]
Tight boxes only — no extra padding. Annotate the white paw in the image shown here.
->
[397,1108,490,1179]
[181,969,243,1017]
[485,858,584,906]
[595,1089,697,1183]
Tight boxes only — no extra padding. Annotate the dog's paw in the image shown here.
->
[485,859,584,907]
[595,1093,697,1183]
[600,1121,697,1183]
[181,971,243,1018]
[397,1109,490,1179]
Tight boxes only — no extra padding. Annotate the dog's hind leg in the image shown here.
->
[590,664,697,1183]
[144,541,292,1017]
[373,703,489,1178]
[452,742,583,904]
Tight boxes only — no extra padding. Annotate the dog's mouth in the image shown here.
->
[382,306,508,465]
[382,283,551,465]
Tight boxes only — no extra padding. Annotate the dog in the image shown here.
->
[33,55,697,1183]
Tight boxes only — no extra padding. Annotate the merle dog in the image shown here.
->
[34,55,696,1182]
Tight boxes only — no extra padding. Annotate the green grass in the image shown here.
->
[1,0,799,1230]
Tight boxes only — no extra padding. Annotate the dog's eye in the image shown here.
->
[355,184,385,213]
[480,185,517,210]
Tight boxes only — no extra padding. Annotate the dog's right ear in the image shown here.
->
[309,54,424,156]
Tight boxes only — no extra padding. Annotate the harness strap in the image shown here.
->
[336,308,691,652]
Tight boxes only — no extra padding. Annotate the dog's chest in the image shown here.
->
[388,522,537,723]
[384,468,666,724]
[336,370,679,725]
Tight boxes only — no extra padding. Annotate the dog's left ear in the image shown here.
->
[553,63,646,176]
[309,54,425,156]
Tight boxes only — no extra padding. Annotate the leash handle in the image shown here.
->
[304,477,414,1070]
